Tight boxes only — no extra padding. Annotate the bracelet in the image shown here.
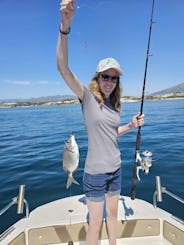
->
[59,26,71,35]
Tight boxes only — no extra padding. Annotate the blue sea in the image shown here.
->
[0,99,184,234]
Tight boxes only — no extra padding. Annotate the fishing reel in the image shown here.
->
[136,150,153,181]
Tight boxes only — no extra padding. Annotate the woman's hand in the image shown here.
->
[118,112,145,136]
[131,112,145,128]
[60,0,76,29]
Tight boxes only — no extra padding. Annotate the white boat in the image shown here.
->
[0,176,184,245]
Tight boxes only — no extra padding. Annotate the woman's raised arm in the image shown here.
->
[56,0,84,100]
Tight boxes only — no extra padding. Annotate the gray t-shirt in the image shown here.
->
[81,87,121,174]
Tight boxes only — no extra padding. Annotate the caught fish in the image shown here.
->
[62,134,79,189]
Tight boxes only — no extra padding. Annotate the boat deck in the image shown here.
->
[1,195,184,245]
[60,237,172,245]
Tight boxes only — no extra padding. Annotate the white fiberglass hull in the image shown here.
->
[0,195,184,245]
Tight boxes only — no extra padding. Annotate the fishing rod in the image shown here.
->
[131,0,155,200]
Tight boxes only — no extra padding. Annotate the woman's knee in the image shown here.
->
[106,194,119,218]
[88,219,103,235]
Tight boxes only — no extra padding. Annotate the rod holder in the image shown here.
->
[153,176,184,209]
[17,185,25,214]
[156,176,162,202]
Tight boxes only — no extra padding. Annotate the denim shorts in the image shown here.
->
[83,167,121,202]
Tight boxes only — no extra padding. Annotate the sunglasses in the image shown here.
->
[99,74,119,84]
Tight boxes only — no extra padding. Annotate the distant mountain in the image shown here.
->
[0,95,77,103]
[1,82,184,104]
[150,82,184,96]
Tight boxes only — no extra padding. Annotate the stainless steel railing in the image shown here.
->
[153,176,184,208]
[0,185,29,218]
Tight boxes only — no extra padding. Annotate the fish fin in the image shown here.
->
[66,174,80,189]
[72,177,80,186]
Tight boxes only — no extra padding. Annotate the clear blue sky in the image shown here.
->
[0,0,184,99]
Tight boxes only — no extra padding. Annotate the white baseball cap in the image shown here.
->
[96,57,123,76]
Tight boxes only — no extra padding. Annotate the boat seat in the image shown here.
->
[7,219,184,245]
[7,232,25,245]
[28,219,160,245]
[163,220,184,245]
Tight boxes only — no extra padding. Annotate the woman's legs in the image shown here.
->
[86,198,104,245]
[83,168,121,244]
[106,193,119,245]
[86,194,119,245]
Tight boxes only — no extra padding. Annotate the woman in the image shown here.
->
[57,1,144,244]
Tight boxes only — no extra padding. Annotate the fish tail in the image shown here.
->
[66,173,79,189]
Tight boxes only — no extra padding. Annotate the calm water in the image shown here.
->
[0,99,184,233]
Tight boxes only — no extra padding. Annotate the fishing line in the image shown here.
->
[76,1,121,49]
[76,0,113,11]
[131,0,155,200]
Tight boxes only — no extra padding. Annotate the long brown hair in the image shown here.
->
[88,73,122,110]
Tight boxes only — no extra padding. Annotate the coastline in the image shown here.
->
[0,94,184,109]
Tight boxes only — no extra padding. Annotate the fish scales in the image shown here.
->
[62,134,79,189]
